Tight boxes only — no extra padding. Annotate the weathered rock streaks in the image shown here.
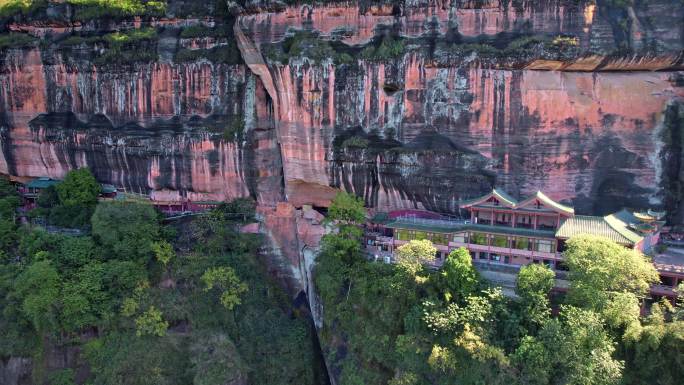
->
[0,0,683,221]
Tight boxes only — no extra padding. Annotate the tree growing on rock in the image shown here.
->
[327,191,366,225]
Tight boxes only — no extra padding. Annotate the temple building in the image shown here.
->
[365,189,677,298]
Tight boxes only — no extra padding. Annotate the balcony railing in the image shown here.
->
[394,216,469,228]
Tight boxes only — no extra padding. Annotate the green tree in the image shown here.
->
[201,266,248,310]
[152,240,174,267]
[564,235,658,311]
[55,236,96,271]
[135,306,168,337]
[15,260,61,332]
[514,306,623,385]
[56,168,101,207]
[516,264,555,330]
[516,263,555,298]
[622,301,684,384]
[0,219,17,252]
[36,185,59,209]
[92,201,160,262]
[327,191,365,224]
[436,247,480,302]
[396,239,436,275]
[0,177,20,221]
[60,262,109,332]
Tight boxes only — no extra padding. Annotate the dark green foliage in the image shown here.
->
[95,28,159,65]
[84,332,191,385]
[211,197,256,223]
[0,0,47,19]
[30,168,100,228]
[189,332,248,385]
[0,0,165,20]
[67,0,166,20]
[360,36,406,61]
[171,206,321,384]
[174,45,242,65]
[341,136,369,149]
[179,25,231,39]
[0,196,323,384]
[58,29,159,65]
[36,185,59,209]
[0,178,21,252]
[0,177,20,219]
[327,191,366,224]
[622,303,684,384]
[221,119,245,142]
[0,32,37,49]
[91,201,160,262]
[266,31,354,65]
[48,368,76,385]
[14,259,61,332]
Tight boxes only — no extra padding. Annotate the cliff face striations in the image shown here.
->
[0,0,683,219]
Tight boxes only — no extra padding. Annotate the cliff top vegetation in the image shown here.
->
[0,0,166,20]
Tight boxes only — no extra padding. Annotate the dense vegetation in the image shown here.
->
[0,169,324,385]
[31,168,101,228]
[58,28,159,65]
[315,192,684,385]
[0,0,165,20]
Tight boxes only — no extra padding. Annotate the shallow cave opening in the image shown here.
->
[312,205,328,216]
[382,83,401,95]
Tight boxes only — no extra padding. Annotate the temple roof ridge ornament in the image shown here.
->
[516,191,575,215]
[459,188,573,215]
[459,188,518,208]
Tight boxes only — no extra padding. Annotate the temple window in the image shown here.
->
[535,239,554,253]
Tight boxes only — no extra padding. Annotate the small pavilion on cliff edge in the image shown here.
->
[364,188,681,300]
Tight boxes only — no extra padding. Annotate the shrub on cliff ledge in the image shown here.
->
[0,0,165,20]
[67,0,166,20]
[0,0,47,18]
[0,32,37,50]
[94,28,159,65]
[360,36,406,61]
[341,136,369,149]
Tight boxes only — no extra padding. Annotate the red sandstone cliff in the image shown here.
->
[0,0,683,220]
